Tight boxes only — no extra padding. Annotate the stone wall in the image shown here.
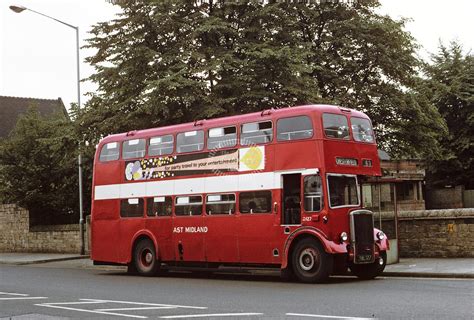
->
[0,204,84,253]
[426,186,464,209]
[379,209,474,258]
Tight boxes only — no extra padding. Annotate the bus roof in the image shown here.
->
[100,104,369,144]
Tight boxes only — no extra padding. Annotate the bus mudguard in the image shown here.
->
[129,229,159,264]
[374,228,389,252]
[281,226,347,269]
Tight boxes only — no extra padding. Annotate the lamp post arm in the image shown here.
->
[24,7,78,30]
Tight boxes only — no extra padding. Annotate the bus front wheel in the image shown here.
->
[291,238,333,283]
[133,239,160,276]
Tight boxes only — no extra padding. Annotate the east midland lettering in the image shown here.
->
[173,226,208,233]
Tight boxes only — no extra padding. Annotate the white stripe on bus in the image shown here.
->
[94,168,318,201]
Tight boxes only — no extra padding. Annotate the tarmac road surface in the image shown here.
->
[0,262,473,319]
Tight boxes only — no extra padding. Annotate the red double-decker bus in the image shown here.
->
[91,105,389,283]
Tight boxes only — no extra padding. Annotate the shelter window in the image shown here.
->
[240,121,273,145]
[177,130,204,153]
[206,194,236,215]
[147,197,172,217]
[303,175,323,212]
[207,126,237,150]
[122,139,146,159]
[120,198,144,218]
[99,142,120,162]
[149,134,174,156]
[328,175,359,208]
[277,116,313,141]
[239,191,272,214]
[323,114,349,140]
[351,117,374,143]
[175,195,203,216]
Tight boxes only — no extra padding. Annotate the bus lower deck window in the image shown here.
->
[175,195,203,216]
[328,175,359,208]
[303,175,323,212]
[147,197,172,216]
[120,198,144,218]
[239,191,272,214]
[206,194,236,215]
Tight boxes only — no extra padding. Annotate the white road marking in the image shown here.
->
[35,303,147,319]
[80,298,208,309]
[40,300,106,305]
[0,292,29,296]
[36,298,208,319]
[0,292,47,301]
[286,313,375,320]
[160,313,264,319]
[0,297,48,300]
[97,306,177,311]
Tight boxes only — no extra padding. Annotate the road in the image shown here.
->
[1,262,473,319]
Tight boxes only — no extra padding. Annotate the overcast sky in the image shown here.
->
[1,0,472,111]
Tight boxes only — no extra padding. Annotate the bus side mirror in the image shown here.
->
[273,202,278,214]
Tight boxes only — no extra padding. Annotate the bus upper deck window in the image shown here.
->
[207,126,237,150]
[99,142,120,162]
[351,117,374,143]
[149,134,174,156]
[122,139,146,160]
[177,130,204,153]
[277,116,313,141]
[322,114,349,140]
[240,121,273,145]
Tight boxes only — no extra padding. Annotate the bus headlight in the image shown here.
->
[377,231,385,240]
[340,232,348,242]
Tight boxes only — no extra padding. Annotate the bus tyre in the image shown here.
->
[133,239,160,277]
[291,239,333,283]
[350,251,387,280]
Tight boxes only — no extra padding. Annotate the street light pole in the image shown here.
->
[10,5,85,255]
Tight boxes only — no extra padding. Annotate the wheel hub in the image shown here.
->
[299,248,317,271]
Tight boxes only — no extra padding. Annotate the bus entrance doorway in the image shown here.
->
[282,173,301,225]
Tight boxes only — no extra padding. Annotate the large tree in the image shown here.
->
[424,42,474,188]
[81,0,445,160]
[0,108,79,225]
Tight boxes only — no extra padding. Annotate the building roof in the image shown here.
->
[0,96,68,138]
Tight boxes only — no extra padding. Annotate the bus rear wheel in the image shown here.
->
[350,251,387,280]
[291,238,333,283]
[133,239,160,276]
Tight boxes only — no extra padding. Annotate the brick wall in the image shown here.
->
[379,209,474,258]
[0,204,85,253]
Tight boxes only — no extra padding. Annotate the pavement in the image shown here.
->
[1,253,473,279]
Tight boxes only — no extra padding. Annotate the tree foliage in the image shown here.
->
[80,0,445,160]
[0,108,79,225]
[423,42,474,188]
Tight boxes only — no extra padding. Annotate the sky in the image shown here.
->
[0,0,473,111]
